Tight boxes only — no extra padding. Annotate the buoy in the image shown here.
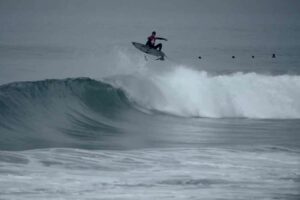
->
[252,56,255,59]
[198,56,202,59]
[232,56,235,59]
[272,54,276,58]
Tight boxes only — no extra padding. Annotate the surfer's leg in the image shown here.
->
[155,43,162,51]
[146,42,155,49]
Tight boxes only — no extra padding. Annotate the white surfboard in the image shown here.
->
[132,42,165,60]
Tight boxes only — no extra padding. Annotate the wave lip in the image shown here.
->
[0,77,130,113]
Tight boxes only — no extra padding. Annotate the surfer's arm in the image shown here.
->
[156,37,168,41]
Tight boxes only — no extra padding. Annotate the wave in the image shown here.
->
[1,67,300,150]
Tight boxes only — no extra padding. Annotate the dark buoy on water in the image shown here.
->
[198,56,202,59]
[252,56,255,59]
[272,53,276,58]
[232,56,235,59]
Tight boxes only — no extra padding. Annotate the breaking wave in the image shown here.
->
[1,67,300,150]
[111,66,300,119]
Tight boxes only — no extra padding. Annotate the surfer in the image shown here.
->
[146,31,167,51]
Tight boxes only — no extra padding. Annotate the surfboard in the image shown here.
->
[132,42,165,60]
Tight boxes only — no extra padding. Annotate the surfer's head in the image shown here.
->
[152,31,156,36]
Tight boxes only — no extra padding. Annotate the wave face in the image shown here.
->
[0,78,134,150]
[111,66,300,119]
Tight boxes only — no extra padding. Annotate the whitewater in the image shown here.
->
[110,64,300,119]
[1,0,300,199]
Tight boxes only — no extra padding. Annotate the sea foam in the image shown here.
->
[116,65,300,119]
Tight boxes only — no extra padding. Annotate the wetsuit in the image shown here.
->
[146,35,162,51]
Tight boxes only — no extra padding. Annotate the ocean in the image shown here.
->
[0,0,300,199]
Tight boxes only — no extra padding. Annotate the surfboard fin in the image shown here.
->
[156,56,164,61]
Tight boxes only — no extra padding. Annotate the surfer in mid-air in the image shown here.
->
[146,31,167,51]
[131,31,167,61]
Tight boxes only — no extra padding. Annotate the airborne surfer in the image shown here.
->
[145,31,167,51]
[131,31,167,61]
